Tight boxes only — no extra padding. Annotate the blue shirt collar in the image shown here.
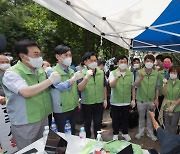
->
[58,64,69,74]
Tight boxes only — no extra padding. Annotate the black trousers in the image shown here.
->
[53,107,78,135]
[111,105,130,135]
[82,103,103,138]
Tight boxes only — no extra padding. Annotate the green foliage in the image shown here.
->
[7,0,180,67]
[0,0,128,66]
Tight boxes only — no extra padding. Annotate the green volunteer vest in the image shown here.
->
[112,69,133,103]
[137,68,158,102]
[82,67,104,104]
[9,61,52,124]
[158,70,164,96]
[165,79,180,112]
[53,64,79,112]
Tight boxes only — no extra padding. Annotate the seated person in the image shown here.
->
[148,110,180,154]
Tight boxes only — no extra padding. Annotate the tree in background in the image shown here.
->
[0,0,179,66]
[0,0,127,66]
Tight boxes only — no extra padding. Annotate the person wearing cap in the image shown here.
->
[135,54,159,141]
[109,55,135,141]
[78,52,107,138]
[49,45,82,135]
[2,40,61,150]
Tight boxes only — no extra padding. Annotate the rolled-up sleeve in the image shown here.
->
[53,80,72,92]
[47,70,72,92]
[3,71,28,94]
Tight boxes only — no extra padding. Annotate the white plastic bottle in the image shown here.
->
[79,127,86,145]
[50,118,58,133]
[96,131,103,150]
[64,120,71,141]
[43,126,49,144]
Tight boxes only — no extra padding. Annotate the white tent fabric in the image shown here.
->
[33,0,172,50]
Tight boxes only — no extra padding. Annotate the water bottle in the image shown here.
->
[51,119,58,133]
[64,120,71,141]
[43,126,49,144]
[79,127,86,145]
[96,131,103,150]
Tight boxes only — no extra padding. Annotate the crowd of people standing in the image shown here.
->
[0,39,179,152]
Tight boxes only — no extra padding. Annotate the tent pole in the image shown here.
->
[128,39,133,66]
[151,21,180,28]
[149,27,180,37]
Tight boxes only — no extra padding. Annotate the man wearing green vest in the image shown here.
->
[50,45,82,135]
[2,40,61,150]
[109,55,135,141]
[78,52,107,138]
[135,54,159,141]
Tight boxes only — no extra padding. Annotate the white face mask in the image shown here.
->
[145,62,153,69]
[0,63,11,70]
[119,64,127,70]
[170,74,177,80]
[61,57,72,67]
[133,64,140,69]
[28,57,43,68]
[88,62,97,69]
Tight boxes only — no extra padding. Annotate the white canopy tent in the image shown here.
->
[33,0,180,52]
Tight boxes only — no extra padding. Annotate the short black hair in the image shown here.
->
[133,58,140,63]
[156,54,164,62]
[97,59,106,66]
[144,54,155,62]
[82,52,97,62]
[54,45,71,55]
[163,55,172,62]
[14,40,40,55]
[169,66,180,77]
[116,55,128,63]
